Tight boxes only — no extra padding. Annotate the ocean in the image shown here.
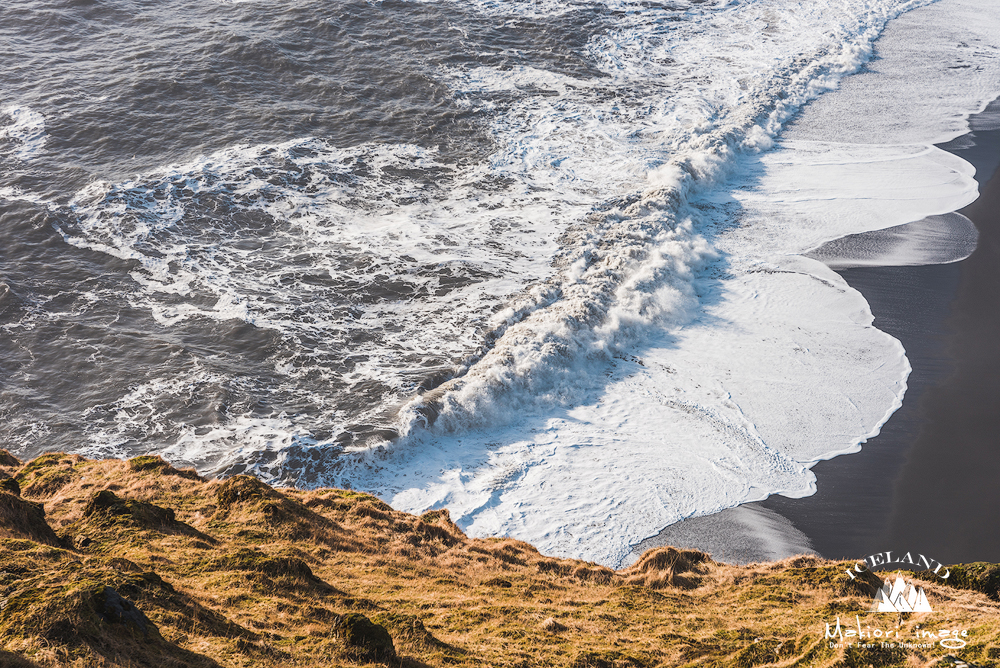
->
[2,0,999,567]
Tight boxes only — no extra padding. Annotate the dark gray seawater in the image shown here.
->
[0,0,615,470]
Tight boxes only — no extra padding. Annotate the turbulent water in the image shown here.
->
[2,0,999,566]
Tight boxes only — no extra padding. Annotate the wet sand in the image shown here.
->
[634,100,1000,565]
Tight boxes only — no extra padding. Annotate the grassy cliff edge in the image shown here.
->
[0,450,998,668]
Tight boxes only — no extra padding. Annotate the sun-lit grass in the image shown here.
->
[1,450,998,667]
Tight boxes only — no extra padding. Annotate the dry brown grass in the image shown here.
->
[1,451,998,668]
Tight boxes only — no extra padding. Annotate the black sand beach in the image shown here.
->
[886,115,1000,563]
[636,100,1000,565]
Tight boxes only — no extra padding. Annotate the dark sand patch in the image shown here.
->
[758,260,960,559]
[630,503,815,566]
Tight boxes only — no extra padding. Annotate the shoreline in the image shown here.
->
[635,99,1000,565]
[886,103,1000,562]
[762,98,1000,563]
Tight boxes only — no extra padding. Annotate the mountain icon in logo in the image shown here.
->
[871,575,932,612]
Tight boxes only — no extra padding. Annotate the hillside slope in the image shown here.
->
[1,451,998,667]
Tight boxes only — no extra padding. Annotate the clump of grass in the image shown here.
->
[539,617,567,633]
[215,475,275,509]
[916,562,1000,602]
[213,475,354,552]
[126,455,202,480]
[0,491,61,546]
[0,477,20,496]
[128,455,171,473]
[15,453,85,499]
[622,546,711,589]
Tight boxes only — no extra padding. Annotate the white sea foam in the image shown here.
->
[783,0,1000,146]
[0,186,51,206]
[0,106,47,161]
[407,0,938,430]
[56,138,585,451]
[42,0,1000,566]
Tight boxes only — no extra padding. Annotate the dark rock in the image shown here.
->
[333,612,396,663]
[95,586,153,637]
[83,490,176,527]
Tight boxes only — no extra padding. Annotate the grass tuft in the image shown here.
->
[0,450,22,468]
[0,491,62,546]
[0,476,21,496]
